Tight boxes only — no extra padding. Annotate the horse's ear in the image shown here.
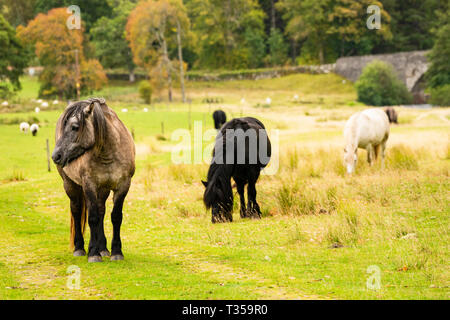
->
[201,180,208,188]
[83,102,95,116]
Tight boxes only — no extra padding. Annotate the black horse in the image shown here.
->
[202,117,271,223]
[213,110,227,130]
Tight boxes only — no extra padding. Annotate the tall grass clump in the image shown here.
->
[287,149,299,170]
[5,169,26,182]
[325,202,360,246]
[276,181,299,215]
[281,147,346,177]
[275,180,339,216]
[169,164,205,184]
[386,145,419,170]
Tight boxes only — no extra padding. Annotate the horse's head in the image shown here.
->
[202,170,233,223]
[385,107,398,124]
[52,99,106,167]
[344,146,357,174]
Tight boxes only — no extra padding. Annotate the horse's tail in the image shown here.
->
[70,195,87,250]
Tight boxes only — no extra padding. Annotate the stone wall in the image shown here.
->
[335,50,429,92]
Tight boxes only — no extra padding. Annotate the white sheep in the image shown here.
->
[41,101,49,108]
[20,122,30,133]
[30,124,39,136]
[122,108,128,113]
[143,108,149,112]
[35,107,40,113]
[2,101,8,106]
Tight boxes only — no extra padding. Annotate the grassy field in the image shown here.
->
[0,75,448,300]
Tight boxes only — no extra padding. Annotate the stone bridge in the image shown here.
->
[335,51,429,96]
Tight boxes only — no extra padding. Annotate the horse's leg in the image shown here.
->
[98,190,111,257]
[85,188,108,263]
[367,144,374,166]
[64,179,85,256]
[234,178,247,218]
[247,170,262,219]
[247,181,261,219]
[110,181,131,261]
[374,144,381,162]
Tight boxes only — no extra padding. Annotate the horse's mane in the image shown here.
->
[203,163,233,212]
[60,98,108,154]
[203,126,235,211]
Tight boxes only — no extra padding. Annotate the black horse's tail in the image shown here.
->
[70,195,87,250]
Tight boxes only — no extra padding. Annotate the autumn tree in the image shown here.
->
[0,14,29,98]
[18,8,107,99]
[126,0,190,102]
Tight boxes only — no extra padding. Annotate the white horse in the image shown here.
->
[20,122,30,133]
[344,108,390,174]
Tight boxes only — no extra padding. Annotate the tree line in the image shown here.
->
[0,0,448,100]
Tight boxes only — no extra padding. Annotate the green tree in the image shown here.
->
[0,0,36,27]
[244,27,266,68]
[426,17,450,89]
[355,60,412,106]
[378,0,442,52]
[277,0,330,64]
[328,0,392,56]
[187,0,266,69]
[91,0,138,82]
[426,8,450,106]
[0,14,29,98]
[267,28,288,66]
[278,0,392,63]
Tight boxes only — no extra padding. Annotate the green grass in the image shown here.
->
[0,74,448,299]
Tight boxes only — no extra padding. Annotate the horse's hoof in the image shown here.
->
[110,254,124,261]
[73,249,86,257]
[212,216,232,223]
[88,255,103,263]
[100,250,110,257]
